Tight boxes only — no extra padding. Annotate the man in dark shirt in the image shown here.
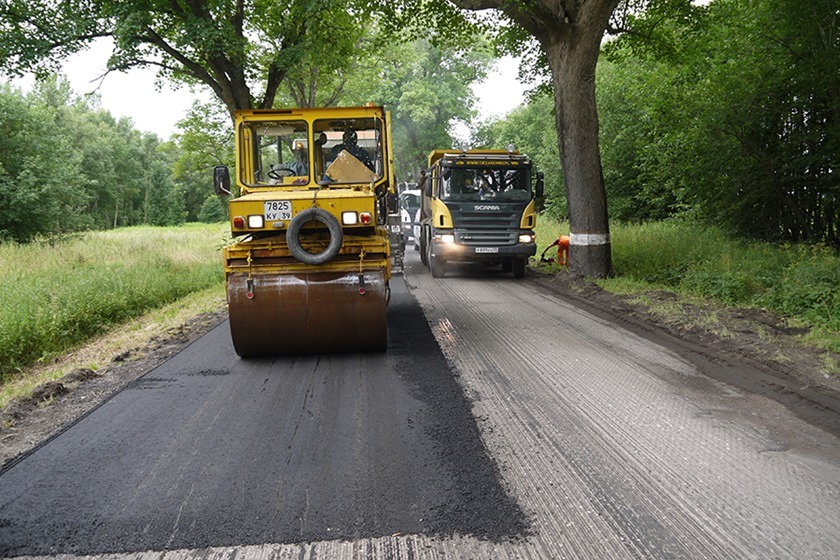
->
[330,129,374,171]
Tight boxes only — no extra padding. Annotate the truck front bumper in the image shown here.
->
[431,240,536,262]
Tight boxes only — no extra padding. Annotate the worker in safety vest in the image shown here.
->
[539,234,570,266]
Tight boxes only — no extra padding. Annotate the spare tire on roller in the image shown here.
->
[287,207,343,265]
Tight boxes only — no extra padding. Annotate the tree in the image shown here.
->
[0,0,370,119]
[367,38,493,180]
[197,193,228,223]
[602,0,838,247]
[0,81,91,241]
[172,101,234,220]
[448,0,621,277]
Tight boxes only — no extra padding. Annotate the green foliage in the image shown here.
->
[197,194,228,223]
[172,101,235,220]
[605,220,840,341]
[0,224,226,380]
[599,0,839,246]
[0,80,91,241]
[0,78,188,240]
[370,38,494,180]
[474,93,565,219]
[1,0,485,117]
[272,34,494,181]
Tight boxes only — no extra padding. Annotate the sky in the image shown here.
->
[11,40,527,141]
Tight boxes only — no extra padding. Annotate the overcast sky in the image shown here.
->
[11,39,526,141]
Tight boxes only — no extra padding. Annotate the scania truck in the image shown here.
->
[418,149,543,278]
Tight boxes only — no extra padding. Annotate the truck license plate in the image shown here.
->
[264,200,292,221]
[475,247,499,254]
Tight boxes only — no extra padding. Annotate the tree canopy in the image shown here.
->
[599,0,838,247]
[0,78,186,242]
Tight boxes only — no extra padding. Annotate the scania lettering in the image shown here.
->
[418,149,543,278]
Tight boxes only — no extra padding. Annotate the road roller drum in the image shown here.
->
[227,270,388,357]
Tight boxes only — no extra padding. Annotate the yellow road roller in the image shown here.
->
[213,106,395,356]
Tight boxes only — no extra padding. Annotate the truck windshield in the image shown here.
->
[242,120,309,186]
[440,166,531,203]
[313,117,383,184]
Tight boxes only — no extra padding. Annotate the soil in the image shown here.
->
[2,271,839,471]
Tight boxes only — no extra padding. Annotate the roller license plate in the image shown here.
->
[475,247,499,254]
[264,200,292,221]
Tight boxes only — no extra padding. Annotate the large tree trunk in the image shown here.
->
[544,32,612,278]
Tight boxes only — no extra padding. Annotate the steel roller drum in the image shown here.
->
[227,270,388,357]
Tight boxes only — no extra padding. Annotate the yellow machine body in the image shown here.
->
[218,106,395,356]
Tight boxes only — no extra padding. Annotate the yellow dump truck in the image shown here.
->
[213,106,395,356]
[418,149,544,278]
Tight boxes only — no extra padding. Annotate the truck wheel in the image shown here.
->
[430,252,446,278]
[420,231,428,265]
[512,258,526,278]
[501,258,512,272]
[287,208,343,265]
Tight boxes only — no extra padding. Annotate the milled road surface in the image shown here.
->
[2,252,840,559]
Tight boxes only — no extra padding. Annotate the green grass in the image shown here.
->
[535,217,840,354]
[0,224,228,381]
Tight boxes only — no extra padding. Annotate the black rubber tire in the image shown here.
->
[419,231,428,266]
[430,251,446,278]
[287,208,343,265]
[501,258,513,272]
[512,258,526,278]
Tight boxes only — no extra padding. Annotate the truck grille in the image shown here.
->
[454,210,520,246]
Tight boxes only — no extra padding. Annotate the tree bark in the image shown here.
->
[543,27,613,278]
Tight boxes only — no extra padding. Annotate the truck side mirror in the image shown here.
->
[535,171,545,199]
[214,165,231,196]
[418,169,430,197]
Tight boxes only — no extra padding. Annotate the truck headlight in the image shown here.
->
[519,234,534,243]
[439,234,455,244]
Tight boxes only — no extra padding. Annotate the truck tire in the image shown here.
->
[420,230,428,266]
[287,208,343,265]
[430,251,446,278]
[501,258,512,272]
[512,258,526,278]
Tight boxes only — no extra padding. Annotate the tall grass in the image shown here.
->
[0,224,228,381]
[535,217,840,352]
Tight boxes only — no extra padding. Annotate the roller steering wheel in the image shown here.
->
[268,167,295,180]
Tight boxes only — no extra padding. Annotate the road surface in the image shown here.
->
[1,251,839,559]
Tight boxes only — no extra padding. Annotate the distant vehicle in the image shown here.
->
[399,186,421,249]
[418,148,543,278]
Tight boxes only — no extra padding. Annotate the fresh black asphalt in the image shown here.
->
[0,277,526,557]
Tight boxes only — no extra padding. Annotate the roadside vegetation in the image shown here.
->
[535,217,840,356]
[0,224,227,384]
